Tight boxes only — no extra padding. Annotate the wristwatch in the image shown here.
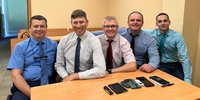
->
[107,69,112,74]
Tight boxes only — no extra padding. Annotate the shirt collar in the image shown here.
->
[103,33,119,42]
[74,30,88,40]
[156,29,170,36]
[128,28,141,36]
[30,36,46,45]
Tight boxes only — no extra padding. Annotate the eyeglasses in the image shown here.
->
[103,25,118,29]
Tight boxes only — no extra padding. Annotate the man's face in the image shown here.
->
[71,17,88,37]
[128,13,143,32]
[103,20,118,40]
[156,15,170,33]
[30,19,47,40]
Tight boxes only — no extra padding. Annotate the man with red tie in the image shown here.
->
[97,16,137,74]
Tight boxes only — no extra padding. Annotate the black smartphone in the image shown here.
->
[108,83,128,94]
[149,76,174,87]
[149,76,169,85]
[136,76,154,87]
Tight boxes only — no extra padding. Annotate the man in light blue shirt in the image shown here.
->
[147,13,192,83]
[120,11,160,73]
[7,15,57,100]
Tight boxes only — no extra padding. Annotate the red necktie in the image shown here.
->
[106,40,113,70]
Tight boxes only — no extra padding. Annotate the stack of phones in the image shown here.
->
[149,76,174,87]
[120,79,141,89]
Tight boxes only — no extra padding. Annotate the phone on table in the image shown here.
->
[120,79,141,89]
[149,76,174,87]
[136,76,154,87]
[108,83,128,94]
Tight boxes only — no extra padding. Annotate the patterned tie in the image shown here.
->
[159,34,166,54]
[74,38,81,73]
[106,40,113,70]
[38,42,49,85]
[131,34,137,54]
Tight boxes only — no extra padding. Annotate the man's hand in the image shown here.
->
[139,64,155,73]
[63,73,79,82]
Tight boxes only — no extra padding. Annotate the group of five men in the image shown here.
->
[7,9,192,100]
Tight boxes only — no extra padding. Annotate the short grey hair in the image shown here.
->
[102,16,118,27]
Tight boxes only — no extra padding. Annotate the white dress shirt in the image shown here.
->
[55,31,106,79]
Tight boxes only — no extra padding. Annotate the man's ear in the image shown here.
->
[156,22,158,27]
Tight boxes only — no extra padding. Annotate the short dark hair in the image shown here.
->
[156,13,170,20]
[71,9,87,20]
[30,15,47,27]
[128,11,144,22]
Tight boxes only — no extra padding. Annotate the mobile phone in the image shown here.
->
[149,76,173,87]
[120,79,141,89]
[136,76,154,87]
[130,79,141,89]
[149,76,169,85]
[120,79,130,88]
[103,86,113,95]
[108,83,128,94]
[134,79,144,87]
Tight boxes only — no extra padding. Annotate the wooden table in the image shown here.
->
[31,70,200,100]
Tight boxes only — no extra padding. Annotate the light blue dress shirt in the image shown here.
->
[119,28,160,68]
[146,29,192,83]
[7,37,57,81]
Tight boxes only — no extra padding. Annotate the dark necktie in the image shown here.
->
[131,34,137,54]
[74,38,81,73]
[159,34,166,54]
[106,40,113,70]
[38,42,48,85]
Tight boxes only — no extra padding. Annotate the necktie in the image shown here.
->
[131,34,137,54]
[159,34,166,54]
[74,38,81,73]
[38,42,49,85]
[106,40,113,70]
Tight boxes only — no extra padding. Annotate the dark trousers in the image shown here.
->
[11,81,40,100]
[10,77,58,100]
[10,69,59,100]
[159,62,184,80]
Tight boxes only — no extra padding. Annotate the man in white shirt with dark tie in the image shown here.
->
[55,9,106,81]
